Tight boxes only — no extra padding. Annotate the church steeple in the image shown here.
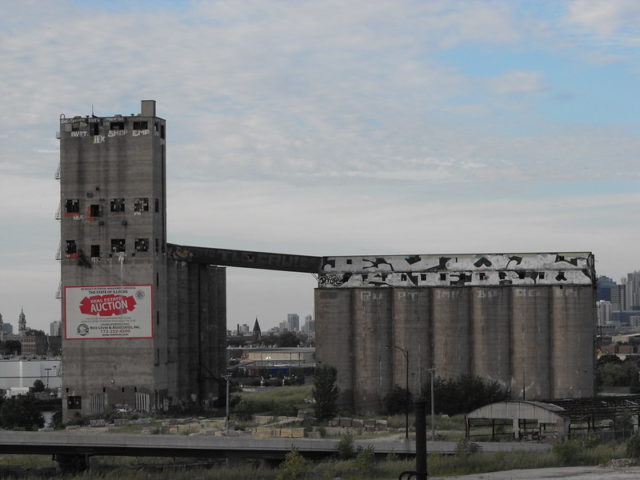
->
[18,308,26,335]
[253,317,261,339]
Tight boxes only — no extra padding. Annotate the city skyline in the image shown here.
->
[1,1,640,332]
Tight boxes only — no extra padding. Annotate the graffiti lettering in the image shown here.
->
[132,129,150,137]
[108,130,128,137]
[70,131,88,137]
[93,135,105,144]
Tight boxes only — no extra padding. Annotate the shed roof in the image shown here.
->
[467,396,640,423]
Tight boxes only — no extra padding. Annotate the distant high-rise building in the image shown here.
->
[18,308,26,335]
[303,314,315,337]
[50,320,62,337]
[626,272,640,310]
[287,313,299,332]
[597,300,612,326]
[278,321,288,332]
[611,285,627,311]
[597,276,615,301]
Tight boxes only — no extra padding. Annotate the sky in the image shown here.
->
[1,0,639,332]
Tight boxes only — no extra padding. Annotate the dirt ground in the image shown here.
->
[428,465,640,479]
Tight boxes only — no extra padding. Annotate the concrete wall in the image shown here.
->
[316,283,596,414]
[59,103,226,420]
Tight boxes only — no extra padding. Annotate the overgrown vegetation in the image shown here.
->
[312,364,338,421]
[383,386,412,415]
[597,355,640,390]
[424,374,509,415]
[0,396,44,430]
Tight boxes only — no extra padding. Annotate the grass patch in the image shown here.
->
[237,385,312,405]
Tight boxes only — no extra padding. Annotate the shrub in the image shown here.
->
[277,448,307,480]
[337,433,355,459]
[424,374,509,415]
[0,396,44,430]
[383,386,413,415]
[354,445,376,474]
[455,438,480,456]
[553,440,583,465]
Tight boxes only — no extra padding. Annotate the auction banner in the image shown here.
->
[64,285,153,340]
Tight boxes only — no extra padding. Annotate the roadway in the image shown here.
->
[0,431,550,460]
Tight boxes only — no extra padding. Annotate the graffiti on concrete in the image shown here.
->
[318,252,594,288]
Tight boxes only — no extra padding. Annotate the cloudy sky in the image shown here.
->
[1,0,639,332]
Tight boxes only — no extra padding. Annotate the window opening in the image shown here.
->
[90,245,100,258]
[111,239,125,253]
[135,238,149,252]
[155,238,159,253]
[133,121,148,130]
[160,124,165,139]
[156,311,160,326]
[89,204,101,217]
[110,121,125,131]
[65,240,77,255]
[479,272,487,280]
[65,199,80,214]
[133,198,149,212]
[155,198,159,213]
[110,198,125,213]
[539,272,546,280]
[439,273,446,281]
[67,396,81,409]
[420,274,427,281]
[90,123,100,135]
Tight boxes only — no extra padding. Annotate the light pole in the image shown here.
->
[428,367,436,441]
[386,344,409,440]
[223,374,231,433]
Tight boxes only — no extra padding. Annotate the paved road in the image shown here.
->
[0,431,549,459]
[428,466,640,480]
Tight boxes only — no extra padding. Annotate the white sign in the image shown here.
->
[64,285,153,340]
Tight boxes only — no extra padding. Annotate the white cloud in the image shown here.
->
[567,0,640,37]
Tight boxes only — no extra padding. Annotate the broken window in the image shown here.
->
[65,199,80,214]
[111,239,125,253]
[539,272,545,280]
[89,204,101,217]
[110,198,125,213]
[439,273,446,281]
[90,123,100,135]
[135,238,149,252]
[65,240,77,255]
[160,124,165,139]
[110,121,125,131]
[133,121,148,130]
[155,199,159,213]
[420,274,427,281]
[90,245,100,258]
[346,259,352,265]
[155,238,159,253]
[67,396,82,409]
[401,274,407,281]
[133,198,149,212]
[479,272,487,280]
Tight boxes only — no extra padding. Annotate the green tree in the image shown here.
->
[383,385,413,415]
[0,396,44,430]
[313,364,339,420]
[33,379,45,392]
[424,374,509,416]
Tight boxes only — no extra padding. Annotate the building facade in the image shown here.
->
[315,252,597,413]
[59,101,225,420]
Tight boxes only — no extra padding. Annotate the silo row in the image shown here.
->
[316,285,595,413]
